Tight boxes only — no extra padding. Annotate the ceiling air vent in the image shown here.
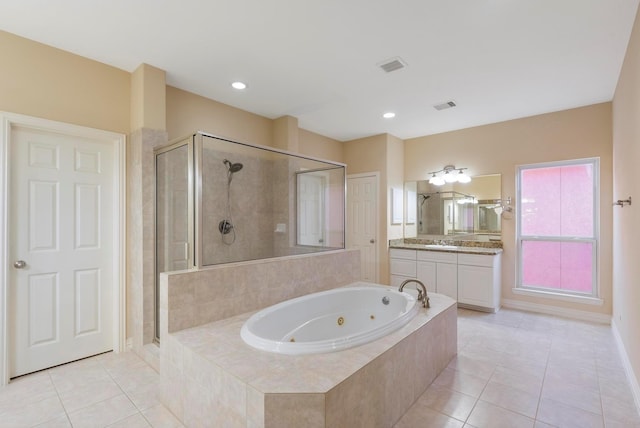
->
[433,101,457,111]
[378,57,407,73]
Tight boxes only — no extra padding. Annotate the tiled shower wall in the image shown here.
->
[127,128,168,352]
[159,249,361,334]
[201,148,278,265]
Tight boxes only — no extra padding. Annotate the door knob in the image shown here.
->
[370,239,375,244]
[13,260,27,269]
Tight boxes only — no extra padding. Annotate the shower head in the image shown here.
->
[223,159,243,173]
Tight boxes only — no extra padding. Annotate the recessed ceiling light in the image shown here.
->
[383,112,396,119]
[231,81,247,90]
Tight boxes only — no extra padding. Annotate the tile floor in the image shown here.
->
[1,308,639,427]
[397,308,640,428]
[0,350,183,427]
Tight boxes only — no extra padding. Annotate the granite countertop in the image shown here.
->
[389,239,503,255]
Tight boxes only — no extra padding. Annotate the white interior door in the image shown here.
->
[347,174,378,282]
[297,173,326,246]
[9,126,115,377]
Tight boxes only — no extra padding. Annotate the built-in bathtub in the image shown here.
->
[160,283,457,428]
[241,283,419,354]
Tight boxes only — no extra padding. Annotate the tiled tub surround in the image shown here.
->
[160,249,360,334]
[162,292,457,427]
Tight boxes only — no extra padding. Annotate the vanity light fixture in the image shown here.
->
[428,165,471,186]
[231,81,247,90]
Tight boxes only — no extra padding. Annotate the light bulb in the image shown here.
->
[429,175,445,186]
[457,171,471,183]
[444,171,457,183]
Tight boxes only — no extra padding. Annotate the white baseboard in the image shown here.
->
[501,298,612,324]
[125,337,133,351]
[611,318,640,414]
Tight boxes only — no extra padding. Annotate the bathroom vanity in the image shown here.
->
[389,244,502,312]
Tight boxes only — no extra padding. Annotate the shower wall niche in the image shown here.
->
[155,132,346,338]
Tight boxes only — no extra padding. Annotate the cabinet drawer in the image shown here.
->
[390,258,417,277]
[458,253,495,267]
[417,250,457,264]
[389,249,417,260]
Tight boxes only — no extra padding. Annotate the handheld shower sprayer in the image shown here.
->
[224,159,243,173]
[220,159,244,244]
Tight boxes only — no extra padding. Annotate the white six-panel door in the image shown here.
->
[297,174,326,246]
[347,174,378,282]
[9,126,114,377]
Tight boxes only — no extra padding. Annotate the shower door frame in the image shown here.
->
[154,137,195,342]
[194,131,347,270]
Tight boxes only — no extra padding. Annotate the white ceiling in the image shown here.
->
[1,0,638,141]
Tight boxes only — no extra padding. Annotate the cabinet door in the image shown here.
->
[458,264,493,307]
[417,261,436,293]
[437,262,458,300]
[390,258,417,277]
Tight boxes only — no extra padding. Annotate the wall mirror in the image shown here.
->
[404,174,502,238]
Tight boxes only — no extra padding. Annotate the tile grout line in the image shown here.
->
[101,355,153,428]
[532,333,551,427]
[44,369,74,427]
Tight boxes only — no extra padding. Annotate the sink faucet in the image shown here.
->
[398,279,430,308]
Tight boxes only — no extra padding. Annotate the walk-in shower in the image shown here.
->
[154,132,346,341]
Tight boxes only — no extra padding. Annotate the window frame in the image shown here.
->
[515,157,600,299]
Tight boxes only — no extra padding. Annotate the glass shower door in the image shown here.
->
[155,141,193,341]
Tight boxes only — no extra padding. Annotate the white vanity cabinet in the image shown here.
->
[416,251,457,300]
[389,249,417,288]
[390,247,502,312]
[457,253,501,312]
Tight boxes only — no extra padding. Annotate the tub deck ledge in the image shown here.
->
[160,288,458,427]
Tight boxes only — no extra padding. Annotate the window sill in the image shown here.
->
[512,288,604,306]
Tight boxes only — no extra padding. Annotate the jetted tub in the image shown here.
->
[240,282,419,354]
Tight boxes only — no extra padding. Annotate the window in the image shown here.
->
[516,158,598,297]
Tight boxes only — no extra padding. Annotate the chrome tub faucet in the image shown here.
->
[398,279,430,308]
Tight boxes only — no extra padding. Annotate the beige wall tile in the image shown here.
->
[164,249,360,332]
[264,393,325,428]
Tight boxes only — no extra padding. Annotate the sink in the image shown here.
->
[423,244,458,250]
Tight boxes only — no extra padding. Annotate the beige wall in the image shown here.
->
[405,103,613,316]
[166,86,345,163]
[387,134,405,242]
[131,64,166,131]
[166,86,273,145]
[0,30,130,134]
[299,129,344,163]
[612,5,640,395]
